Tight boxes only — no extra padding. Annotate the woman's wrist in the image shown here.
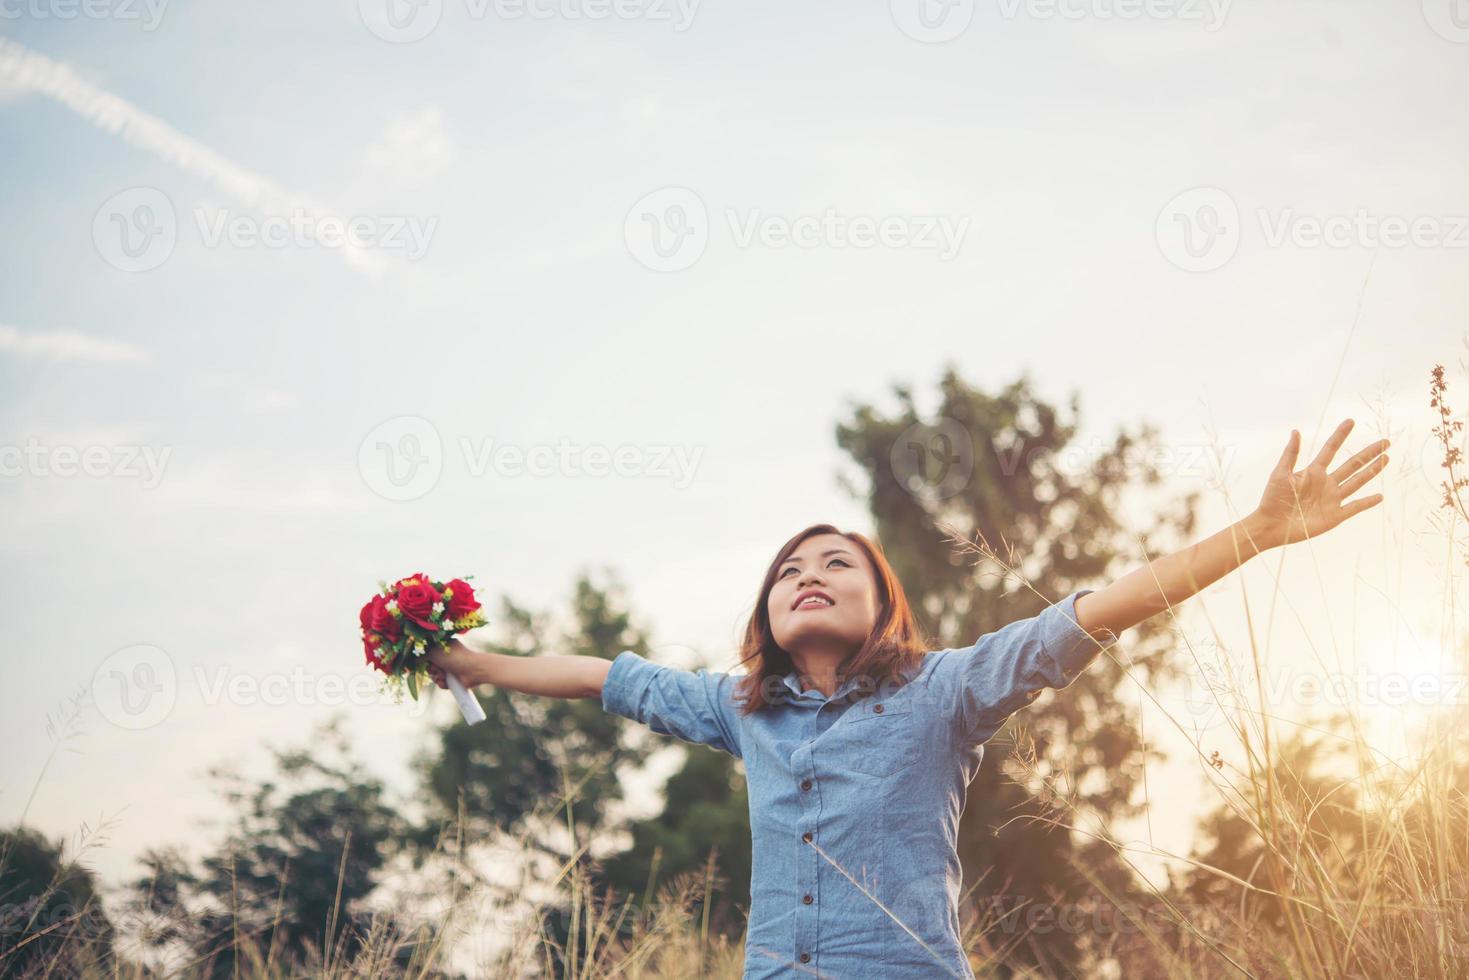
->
[445,637,494,687]
[1239,510,1284,554]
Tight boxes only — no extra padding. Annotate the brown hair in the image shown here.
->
[732,523,931,716]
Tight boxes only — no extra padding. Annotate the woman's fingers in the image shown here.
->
[1330,437,1390,486]
[1310,417,1355,470]
[1272,429,1301,480]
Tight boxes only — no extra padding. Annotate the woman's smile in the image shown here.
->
[792,589,835,610]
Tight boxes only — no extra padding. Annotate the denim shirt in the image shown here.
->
[600,588,1116,979]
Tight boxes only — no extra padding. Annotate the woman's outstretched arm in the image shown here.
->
[427,641,746,757]
[424,635,610,699]
[943,420,1389,747]
[1073,418,1389,639]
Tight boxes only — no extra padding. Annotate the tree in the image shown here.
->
[596,738,752,938]
[415,571,748,973]
[834,365,1201,974]
[428,366,1206,974]
[125,717,410,978]
[0,825,115,978]
[1182,727,1363,928]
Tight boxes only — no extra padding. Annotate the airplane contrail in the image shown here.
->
[0,36,385,273]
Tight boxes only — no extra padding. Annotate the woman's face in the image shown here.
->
[767,533,880,658]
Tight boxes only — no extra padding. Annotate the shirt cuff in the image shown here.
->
[1038,588,1118,685]
[601,649,646,719]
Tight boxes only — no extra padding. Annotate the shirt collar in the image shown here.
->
[781,670,860,701]
[780,659,920,702]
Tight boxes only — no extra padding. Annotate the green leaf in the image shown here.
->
[407,669,419,700]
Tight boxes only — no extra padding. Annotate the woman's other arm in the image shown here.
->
[428,640,745,757]
[425,634,609,699]
[1074,419,1388,639]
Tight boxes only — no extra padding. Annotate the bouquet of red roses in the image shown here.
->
[359,572,488,724]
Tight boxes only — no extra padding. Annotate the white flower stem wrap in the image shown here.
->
[445,669,487,724]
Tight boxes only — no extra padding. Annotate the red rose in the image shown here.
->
[444,578,480,621]
[361,594,401,641]
[363,636,388,673]
[395,577,443,631]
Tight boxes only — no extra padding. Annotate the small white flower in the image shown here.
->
[386,600,398,612]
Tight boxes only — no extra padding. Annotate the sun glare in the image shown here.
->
[1357,619,1467,761]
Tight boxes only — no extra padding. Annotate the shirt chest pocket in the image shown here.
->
[834,698,916,778]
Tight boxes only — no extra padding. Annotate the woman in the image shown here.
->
[427,419,1388,979]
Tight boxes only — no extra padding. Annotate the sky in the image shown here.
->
[1,0,1467,932]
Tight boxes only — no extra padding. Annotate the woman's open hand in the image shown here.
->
[1252,418,1389,548]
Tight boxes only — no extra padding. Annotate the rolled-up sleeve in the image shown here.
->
[942,588,1118,746]
[600,650,745,759]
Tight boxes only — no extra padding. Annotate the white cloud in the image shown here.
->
[0,325,150,365]
[360,107,459,186]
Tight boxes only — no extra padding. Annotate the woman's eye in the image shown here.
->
[780,558,847,579]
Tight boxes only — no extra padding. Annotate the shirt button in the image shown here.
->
[799,952,811,963]
[802,831,813,843]
[873,703,885,714]
[800,779,812,791]
[802,894,813,904]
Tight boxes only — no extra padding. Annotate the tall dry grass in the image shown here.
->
[954,361,1469,979]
